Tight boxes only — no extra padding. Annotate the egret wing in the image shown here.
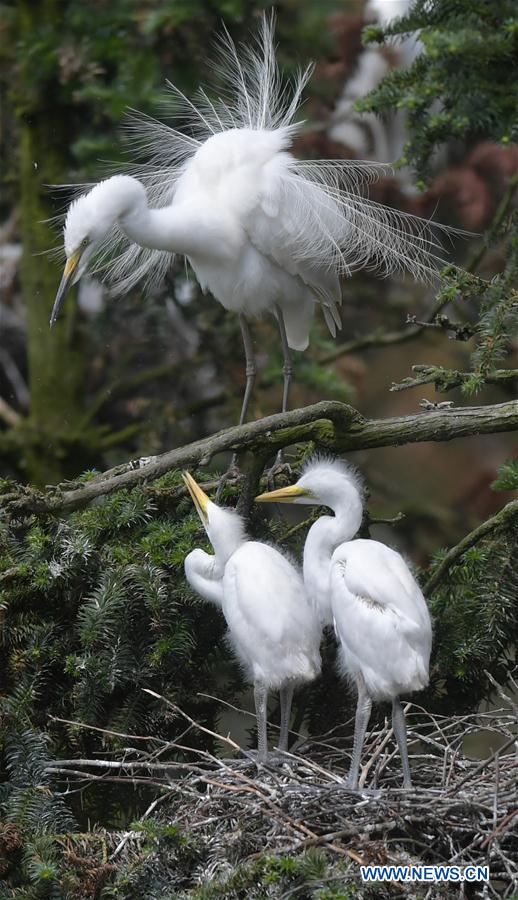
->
[223,542,321,686]
[243,158,343,336]
[333,539,430,636]
[330,539,431,698]
[223,543,311,644]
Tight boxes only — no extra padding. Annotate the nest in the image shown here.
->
[48,695,518,898]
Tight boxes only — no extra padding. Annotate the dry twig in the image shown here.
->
[45,700,518,896]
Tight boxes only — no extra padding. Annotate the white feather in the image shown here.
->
[184,499,321,691]
[57,14,462,344]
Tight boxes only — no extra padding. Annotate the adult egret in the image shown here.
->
[50,16,454,433]
[182,471,321,761]
[256,458,432,789]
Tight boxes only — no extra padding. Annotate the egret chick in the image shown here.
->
[183,472,321,761]
[50,16,458,436]
[256,459,432,789]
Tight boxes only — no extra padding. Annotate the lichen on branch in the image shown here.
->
[2,398,518,517]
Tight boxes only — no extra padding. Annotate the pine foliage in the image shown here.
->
[428,532,518,710]
[359,0,518,179]
[1,478,235,748]
[491,458,518,492]
[431,260,518,397]
[360,0,518,397]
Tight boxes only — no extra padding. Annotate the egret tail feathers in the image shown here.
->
[280,295,314,351]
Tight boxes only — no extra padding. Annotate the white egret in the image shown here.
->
[256,459,432,789]
[50,16,455,434]
[182,471,321,761]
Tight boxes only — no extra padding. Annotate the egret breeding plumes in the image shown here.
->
[256,459,432,789]
[182,472,321,761]
[51,15,457,431]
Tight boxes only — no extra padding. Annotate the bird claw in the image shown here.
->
[244,749,290,768]
[343,780,382,798]
[243,749,270,766]
[344,776,359,792]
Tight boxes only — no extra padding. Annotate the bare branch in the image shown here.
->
[319,291,453,365]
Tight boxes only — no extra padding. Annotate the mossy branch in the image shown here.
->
[3,398,518,516]
[391,365,518,393]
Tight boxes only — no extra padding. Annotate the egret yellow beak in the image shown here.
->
[255,484,310,503]
[49,248,82,328]
[182,471,210,524]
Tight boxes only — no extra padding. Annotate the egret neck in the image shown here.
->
[303,490,363,624]
[208,512,247,570]
[115,179,208,257]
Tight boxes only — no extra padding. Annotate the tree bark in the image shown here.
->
[17,0,86,486]
[4,398,517,515]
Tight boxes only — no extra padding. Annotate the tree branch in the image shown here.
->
[79,362,181,427]
[425,499,518,596]
[3,398,518,516]
[319,291,452,365]
[390,365,518,394]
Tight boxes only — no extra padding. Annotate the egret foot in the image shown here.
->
[266,750,293,766]
[243,748,270,766]
[343,778,381,798]
[357,787,382,799]
[245,749,291,767]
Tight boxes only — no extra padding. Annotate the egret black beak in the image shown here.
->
[255,484,310,503]
[182,472,210,525]
[49,249,82,328]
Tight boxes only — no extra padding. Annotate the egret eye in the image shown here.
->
[82,237,89,247]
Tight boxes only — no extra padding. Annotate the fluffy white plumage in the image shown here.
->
[331,540,431,701]
[183,473,321,760]
[256,457,432,788]
[54,15,457,350]
[185,524,321,689]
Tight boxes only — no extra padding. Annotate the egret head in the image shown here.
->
[49,188,106,327]
[50,176,142,327]
[255,457,364,514]
[183,472,247,562]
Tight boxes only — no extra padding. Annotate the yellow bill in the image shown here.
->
[182,471,210,523]
[255,484,310,503]
[49,247,82,328]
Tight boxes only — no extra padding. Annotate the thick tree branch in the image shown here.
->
[3,398,518,516]
[425,499,518,596]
